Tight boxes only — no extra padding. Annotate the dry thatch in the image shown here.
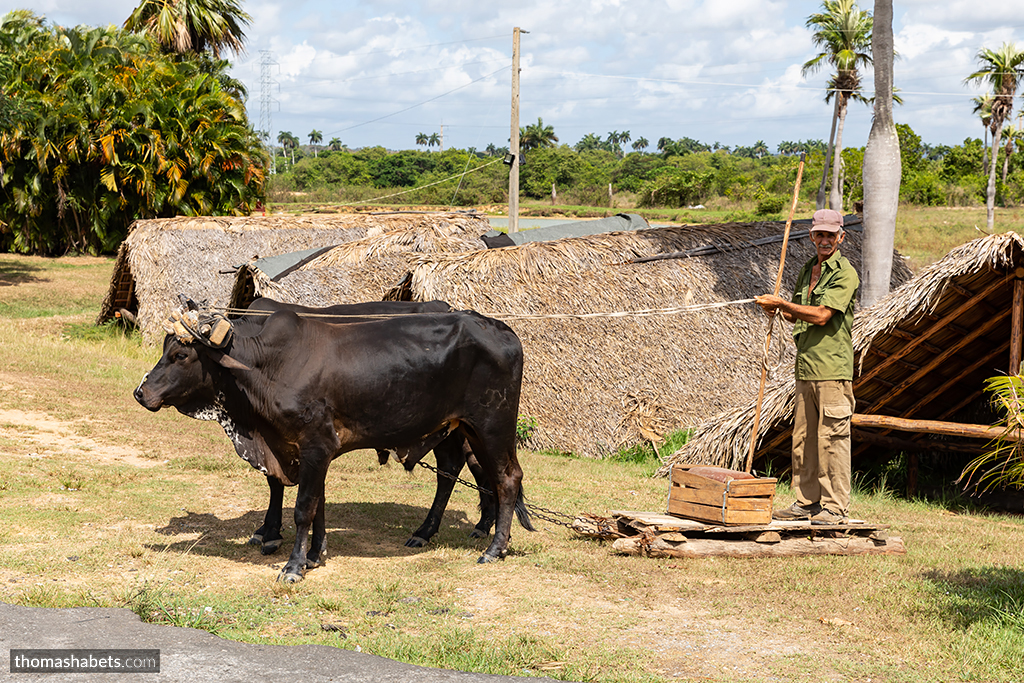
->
[97,211,489,343]
[388,218,912,458]
[663,230,1024,474]
[229,219,488,309]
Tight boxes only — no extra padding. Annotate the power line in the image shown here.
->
[325,65,511,136]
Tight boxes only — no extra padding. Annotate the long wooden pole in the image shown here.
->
[745,154,805,473]
[508,27,521,234]
[851,413,1022,442]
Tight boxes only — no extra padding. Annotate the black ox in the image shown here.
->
[135,302,528,582]
[236,298,526,555]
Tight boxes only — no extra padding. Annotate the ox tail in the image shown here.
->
[515,486,536,532]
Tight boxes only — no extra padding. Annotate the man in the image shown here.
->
[754,208,859,525]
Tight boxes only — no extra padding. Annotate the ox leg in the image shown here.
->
[305,492,327,569]
[467,450,497,539]
[464,425,524,564]
[280,461,329,584]
[405,433,465,548]
[249,476,285,555]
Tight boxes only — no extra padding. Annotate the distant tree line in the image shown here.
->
[271,124,1017,213]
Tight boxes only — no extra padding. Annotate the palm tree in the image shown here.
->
[427,132,440,150]
[966,42,1024,230]
[484,142,497,156]
[328,137,343,151]
[415,132,428,149]
[277,130,298,166]
[632,137,649,153]
[972,93,994,176]
[804,0,873,211]
[308,129,322,157]
[519,117,558,152]
[1002,117,1022,182]
[124,0,252,58]
[861,0,900,308]
[752,140,770,158]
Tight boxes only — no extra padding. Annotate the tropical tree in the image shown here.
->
[123,0,251,58]
[0,11,265,254]
[307,129,322,157]
[427,132,440,150]
[804,0,873,211]
[520,117,558,152]
[972,93,994,176]
[415,132,428,149]
[861,0,900,307]
[632,137,649,153]
[277,130,299,165]
[752,140,770,158]
[1002,117,1022,182]
[575,133,605,153]
[328,137,343,151]
[966,42,1024,229]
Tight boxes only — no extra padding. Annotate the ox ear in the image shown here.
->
[214,352,251,372]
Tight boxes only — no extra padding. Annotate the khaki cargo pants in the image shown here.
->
[791,379,854,515]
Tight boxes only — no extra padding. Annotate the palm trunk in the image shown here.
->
[829,93,849,211]
[861,0,901,308]
[987,122,1003,230]
[817,97,841,210]
[983,127,990,177]
[1003,144,1011,183]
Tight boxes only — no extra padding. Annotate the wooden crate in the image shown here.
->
[667,464,777,526]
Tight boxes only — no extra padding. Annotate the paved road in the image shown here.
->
[1,602,564,682]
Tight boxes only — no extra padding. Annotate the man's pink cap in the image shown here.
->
[811,209,844,232]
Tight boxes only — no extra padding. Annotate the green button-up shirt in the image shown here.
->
[791,249,859,381]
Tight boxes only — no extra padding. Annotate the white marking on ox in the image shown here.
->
[185,393,267,475]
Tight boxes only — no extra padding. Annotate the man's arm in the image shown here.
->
[755,294,835,326]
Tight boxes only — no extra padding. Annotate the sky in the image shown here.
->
[4,0,1024,154]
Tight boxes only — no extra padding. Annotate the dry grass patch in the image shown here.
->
[0,252,1023,682]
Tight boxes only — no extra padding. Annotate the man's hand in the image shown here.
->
[755,294,785,316]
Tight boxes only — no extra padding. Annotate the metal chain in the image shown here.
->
[415,460,577,529]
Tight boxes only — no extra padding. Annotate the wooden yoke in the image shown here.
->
[745,154,805,473]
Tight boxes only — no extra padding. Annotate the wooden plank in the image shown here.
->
[671,468,726,492]
[851,414,1022,442]
[724,479,777,496]
[1013,279,1024,375]
[854,276,1007,389]
[669,487,772,511]
[612,534,906,558]
[667,498,772,525]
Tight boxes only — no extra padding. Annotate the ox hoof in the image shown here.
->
[404,536,428,548]
[476,552,506,564]
[468,528,488,539]
[248,534,263,547]
[277,568,304,584]
[260,539,283,556]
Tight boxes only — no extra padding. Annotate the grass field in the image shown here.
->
[0,216,1023,682]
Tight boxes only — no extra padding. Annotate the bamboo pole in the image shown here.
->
[745,154,805,473]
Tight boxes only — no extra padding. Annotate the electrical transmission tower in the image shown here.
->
[259,50,278,174]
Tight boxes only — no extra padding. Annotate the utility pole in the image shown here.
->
[509,27,524,233]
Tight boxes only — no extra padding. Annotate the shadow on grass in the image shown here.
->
[922,565,1024,630]
[147,501,486,565]
[0,258,46,287]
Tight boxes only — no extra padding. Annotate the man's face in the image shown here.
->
[810,229,844,261]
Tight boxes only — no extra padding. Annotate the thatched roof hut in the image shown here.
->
[386,217,911,458]
[663,230,1024,475]
[97,211,489,343]
[228,219,487,310]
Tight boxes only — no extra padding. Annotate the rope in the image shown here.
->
[213,298,757,323]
